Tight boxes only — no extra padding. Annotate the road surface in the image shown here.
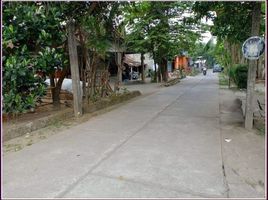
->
[3,70,264,198]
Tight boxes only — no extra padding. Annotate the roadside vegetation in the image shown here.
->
[3,2,204,115]
[3,1,265,120]
[218,73,228,88]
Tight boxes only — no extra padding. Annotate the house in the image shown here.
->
[193,56,206,69]
[123,54,146,80]
[174,55,191,72]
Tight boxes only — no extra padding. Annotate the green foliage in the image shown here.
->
[3,51,46,113]
[191,41,216,68]
[233,64,248,89]
[122,2,203,82]
[124,2,202,62]
[228,65,237,84]
[193,2,265,43]
[81,15,110,58]
[36,47,67,73]
[214,40,231,70]
[3,2,68,113]
[218,73,229,86]
[192,1,265,79]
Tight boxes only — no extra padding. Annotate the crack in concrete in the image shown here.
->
[219,88,231,198]
[87,172,222,198]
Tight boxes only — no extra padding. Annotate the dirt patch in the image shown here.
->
[3,119,74,154]
[3,105,73,142]
[3,102,68,124]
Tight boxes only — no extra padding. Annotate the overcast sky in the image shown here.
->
[200,17,214,44]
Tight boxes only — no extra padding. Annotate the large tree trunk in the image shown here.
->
[161,58,168,82]
[78,27,88,99]
[153,60,157,83]
[141,53,145,83]
[115,52,123,91]
[50,68,67,107]
[152,51,157,82]
[256,55,265,80]
[90,53,97,99]
[245,2,262,129]
[49,74,58,106]
[224,40,232,88]
[157,62,162,83]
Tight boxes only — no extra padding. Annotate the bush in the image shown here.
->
[3,48,46,114]
[228,66,236,83]
[150,71,157,82]
[234,64,248,89]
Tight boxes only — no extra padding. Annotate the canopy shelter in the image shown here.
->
[123,55,145,80]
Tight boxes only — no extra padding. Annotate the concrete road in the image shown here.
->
[3,70,264,198]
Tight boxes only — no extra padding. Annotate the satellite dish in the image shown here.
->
[242,36,265,60]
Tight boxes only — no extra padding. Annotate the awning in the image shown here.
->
[123,55,141,67]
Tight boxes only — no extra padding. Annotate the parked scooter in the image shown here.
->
[202,67,207,75]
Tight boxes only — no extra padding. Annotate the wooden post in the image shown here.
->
[245,2,261,129]
[67,20,82,118]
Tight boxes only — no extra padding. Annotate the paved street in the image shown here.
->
[3,70,265,198]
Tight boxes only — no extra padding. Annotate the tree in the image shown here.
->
[124,2,202,82]
[3,1,124,113]
[193,2,265,129]
[3,3,58,112]
[193,1,265,66]
[3,2,68,110]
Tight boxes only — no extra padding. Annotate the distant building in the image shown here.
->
[125,53,155,70]
[193,57,206,69]
[174,55,191,71]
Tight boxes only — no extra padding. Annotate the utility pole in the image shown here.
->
[245,2,262,129]
[67,20,82,118]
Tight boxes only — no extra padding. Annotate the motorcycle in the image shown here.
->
[131,71,139,80]
[202,67,207,75]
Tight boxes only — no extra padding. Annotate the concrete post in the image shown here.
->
[245,2,261,129]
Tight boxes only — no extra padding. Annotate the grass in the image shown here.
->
[257,128,265,136]
[254,116,265,135]
[50,119,63,128]
[255,89,265,96]
[256,124,265,135]
[219,73,229,87]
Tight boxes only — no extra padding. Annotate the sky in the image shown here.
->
[200,17,214,44]
[201,32,213,44]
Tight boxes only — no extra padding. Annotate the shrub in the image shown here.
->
[3,52,47,114]
[228,66,237,83]
[150,71,157,82]
[234,64,248,89]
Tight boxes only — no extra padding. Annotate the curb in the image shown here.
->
[162,78,181,87]
[3,91,141,142]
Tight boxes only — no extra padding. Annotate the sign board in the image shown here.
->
[242,36,265,60]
